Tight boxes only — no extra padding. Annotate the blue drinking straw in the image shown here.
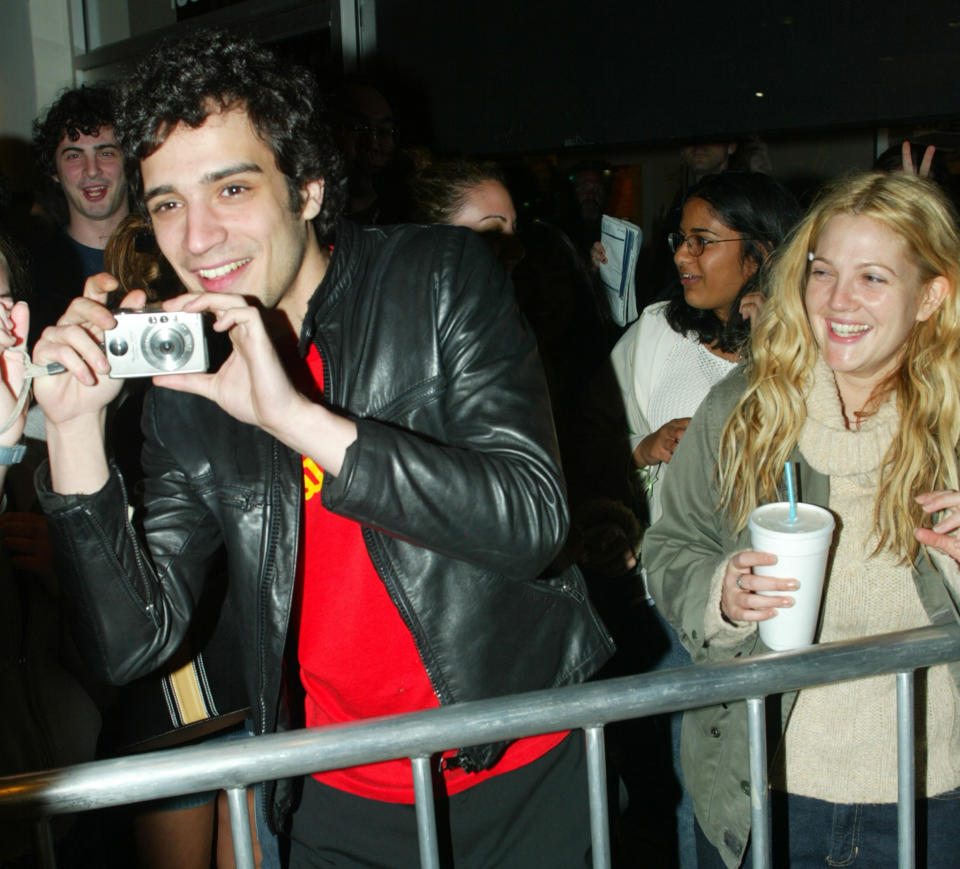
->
[785,462,797,522]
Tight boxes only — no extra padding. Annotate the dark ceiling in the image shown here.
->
[374,1,960,154]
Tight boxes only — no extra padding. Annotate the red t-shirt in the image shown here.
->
[297,345,565,803]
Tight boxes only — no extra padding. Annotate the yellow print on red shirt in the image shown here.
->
[303,457,324,502]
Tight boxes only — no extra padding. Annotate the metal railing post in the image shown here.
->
[33,817,56,869]
[584,726,611,869]
[746,696,771,869]
[226,787,255,869]
[896,671,916,869]
[411,756,441,869]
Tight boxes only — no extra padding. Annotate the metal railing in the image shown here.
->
[2,624,959,869]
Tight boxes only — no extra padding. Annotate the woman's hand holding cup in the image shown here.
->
[720,549,797,624]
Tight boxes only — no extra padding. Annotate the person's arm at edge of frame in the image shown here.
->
[32,274,139,494]
[0,298,31,504]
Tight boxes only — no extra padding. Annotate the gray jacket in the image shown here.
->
[643,367,960,868]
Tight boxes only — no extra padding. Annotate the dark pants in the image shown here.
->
[288,732,591,868]
[695,785,960,868]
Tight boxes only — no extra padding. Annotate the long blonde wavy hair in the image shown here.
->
[717,172,960,563]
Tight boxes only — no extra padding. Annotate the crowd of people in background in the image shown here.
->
[1,24,959,869]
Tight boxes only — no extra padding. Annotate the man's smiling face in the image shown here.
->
[54,125,128,224]
[141,107,325,310]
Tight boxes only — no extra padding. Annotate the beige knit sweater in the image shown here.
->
[778,359,960,803]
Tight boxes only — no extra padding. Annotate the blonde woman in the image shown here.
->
[643,172,960,868]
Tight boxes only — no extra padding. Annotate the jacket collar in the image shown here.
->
[298,216,365,357]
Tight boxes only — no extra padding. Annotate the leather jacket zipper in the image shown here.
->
[117,471,155,613]
[255,439,284,834]
[258,440,285,736]
[315,314,452,717]
[360,527,451,708]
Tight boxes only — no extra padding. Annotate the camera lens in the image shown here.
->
[141,322,195,371]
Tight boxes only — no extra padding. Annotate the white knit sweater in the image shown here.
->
[610,301,736,525]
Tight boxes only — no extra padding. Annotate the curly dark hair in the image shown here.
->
[32,84,119,179]
[410,159,506,225]
[116,28,346,237]
[666,171,801,354]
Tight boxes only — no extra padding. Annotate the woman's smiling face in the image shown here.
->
[674,197,757,321]
[804,213,947,406]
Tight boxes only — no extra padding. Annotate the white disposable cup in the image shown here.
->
[748,502,835,651]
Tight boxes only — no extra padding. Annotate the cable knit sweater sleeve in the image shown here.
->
[610,302,665,453]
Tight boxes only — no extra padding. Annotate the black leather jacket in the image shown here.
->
[37,219,613,818]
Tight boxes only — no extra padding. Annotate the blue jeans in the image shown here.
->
[695,786,960,867]
[649,602,698,869]
[253,779,282,869]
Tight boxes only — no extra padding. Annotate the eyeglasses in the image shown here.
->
[667,232,754,257]
[349,119,399,142]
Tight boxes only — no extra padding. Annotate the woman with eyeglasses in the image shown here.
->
[611,171,800,526]
[643,171,960,868]
[604,171,799,869]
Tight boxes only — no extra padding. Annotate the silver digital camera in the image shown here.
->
[105,307,209,379]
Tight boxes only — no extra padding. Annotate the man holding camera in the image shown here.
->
[32,29,611,867]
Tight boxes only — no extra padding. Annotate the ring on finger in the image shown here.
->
[736,575,744,590]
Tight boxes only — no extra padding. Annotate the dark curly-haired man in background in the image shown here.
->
[28,84,129,346]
